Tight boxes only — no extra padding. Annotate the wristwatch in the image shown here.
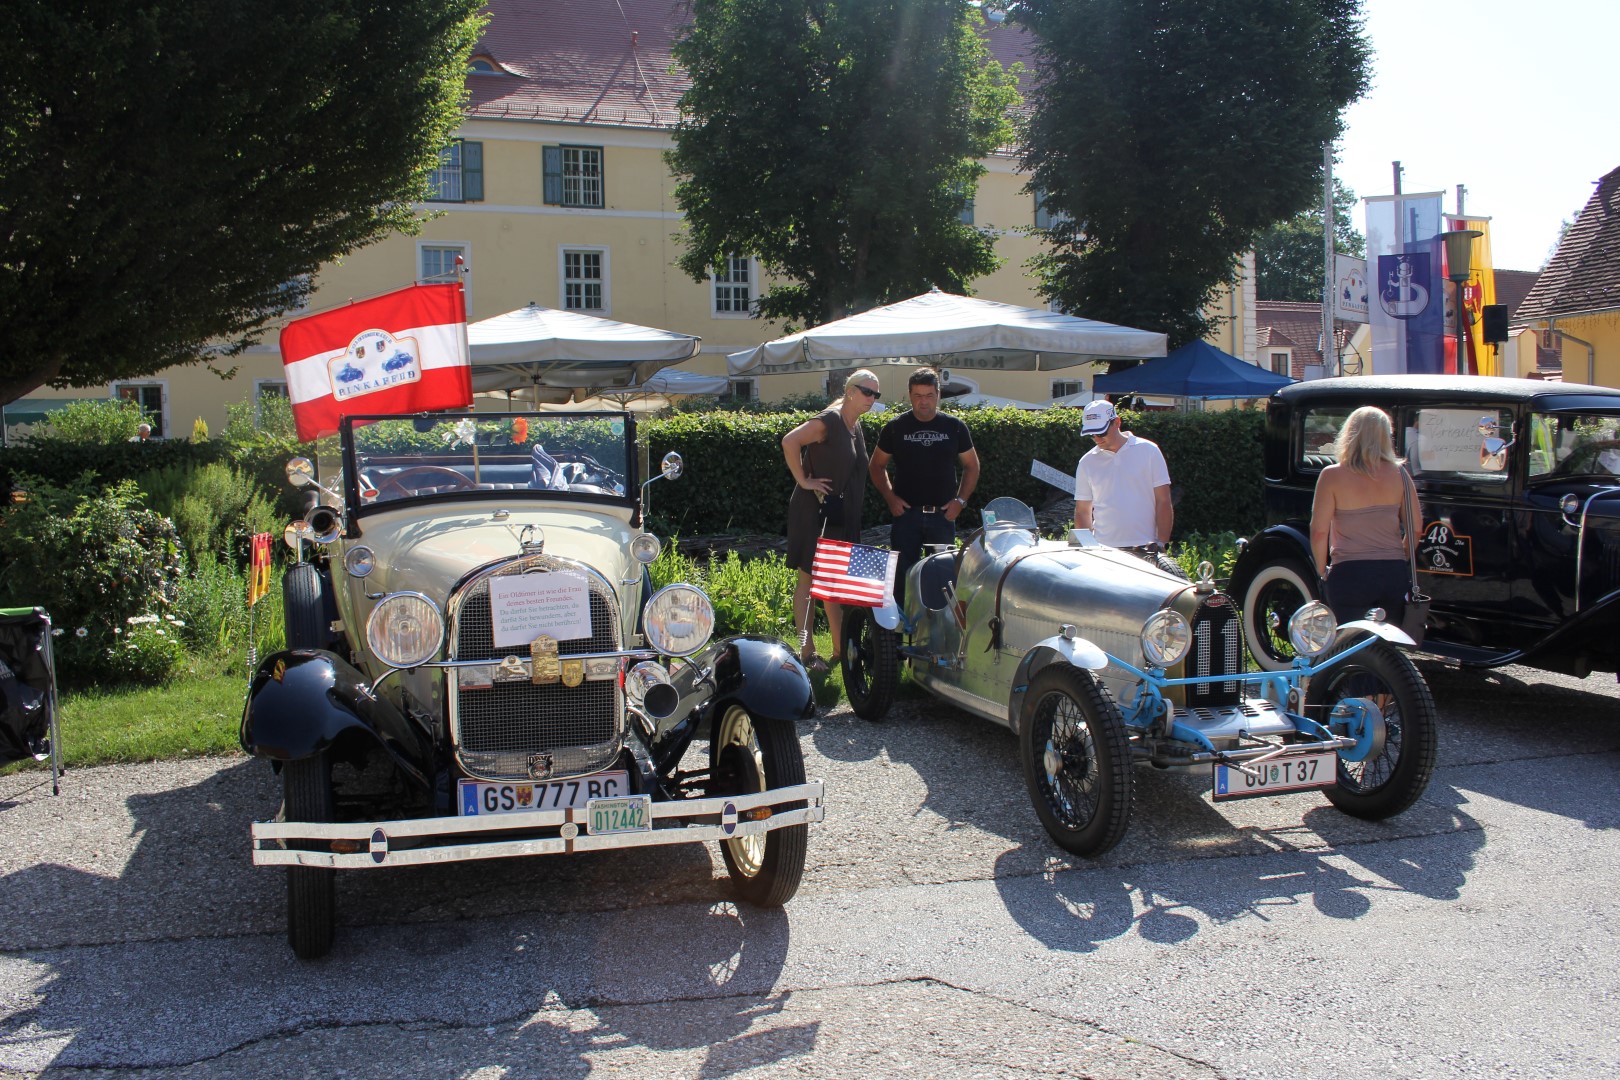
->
[949,496,966,507]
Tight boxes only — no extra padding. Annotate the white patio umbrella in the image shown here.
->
[467,304,702,394]
[727,289,1166,376]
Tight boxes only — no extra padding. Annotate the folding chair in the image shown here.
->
[0,607,63,794]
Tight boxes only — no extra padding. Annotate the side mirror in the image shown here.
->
[661,452,684,481]
[285,457,316,488]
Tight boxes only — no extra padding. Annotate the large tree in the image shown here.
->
[1254,178,1365,302]
[0,0,485,405]
[668,0,1020,328]
[1014,0,1371,345]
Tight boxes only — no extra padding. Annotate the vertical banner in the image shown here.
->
[1444,215,1497,376]
[1333,253,1369,324]
[247,533,272,607]
[1364,193,1446,374]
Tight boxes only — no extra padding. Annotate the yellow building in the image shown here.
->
[5,0,1265,439]
[1512,165,1620,388]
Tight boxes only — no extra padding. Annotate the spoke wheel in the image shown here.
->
[1242,557,1318,670]
[283,752,337,959]
[283,563,327,651]
[1308,638,1438,820]
[841,606,898,721]
[1019,666,1133,857]
[712,704,807,907]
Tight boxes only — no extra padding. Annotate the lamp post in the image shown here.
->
[1441,228,1482,375]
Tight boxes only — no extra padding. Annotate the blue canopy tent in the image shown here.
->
[1091,340,1295,400]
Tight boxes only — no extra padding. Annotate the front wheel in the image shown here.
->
[841,606,898,721]
[1241,556,1319,671]
[1019,666,1134,857]
[283,563,327,651]
[712,704,808,906]
[1307,638,1438,820]
[282,752,336,959]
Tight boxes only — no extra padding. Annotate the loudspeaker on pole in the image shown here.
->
[1482,304,1510,344]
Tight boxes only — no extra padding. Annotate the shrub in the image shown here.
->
[0,474,184,686]
[25,398,147,445]
[171,555,286,671]
[648,542,797,639]
[135,461,280,567]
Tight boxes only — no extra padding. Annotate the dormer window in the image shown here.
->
[468,56,500,74]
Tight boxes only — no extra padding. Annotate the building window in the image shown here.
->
[114,382,166,438]
[1269,350,1291,376]
[560,247,608,311]
[1051,379,1086,400]
[543,145,604,208]
[723,378,757,403]
[253,379,288,426]
[951,182,974,226]
[713,254,753,316]
[1034,189,1071,230]
[429,140,483,203]
[419,243,469,311]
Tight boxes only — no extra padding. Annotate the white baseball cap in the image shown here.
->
[1080,399,1118,436]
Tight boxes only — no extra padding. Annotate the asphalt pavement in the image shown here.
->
[0,657,1615,1078]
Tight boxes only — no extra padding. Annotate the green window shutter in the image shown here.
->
[542,146,562,204]
[463,141,483,202]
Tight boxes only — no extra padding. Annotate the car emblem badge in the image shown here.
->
[530,635,560,684]
[526,752,554,780]
[495,655,527,681]
[561,659,585,688]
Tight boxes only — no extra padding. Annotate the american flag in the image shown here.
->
[810,539,897,607]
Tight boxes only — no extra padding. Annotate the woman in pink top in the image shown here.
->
[1310,406,1414,623]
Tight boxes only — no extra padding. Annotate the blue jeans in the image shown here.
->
[890,508,956,608]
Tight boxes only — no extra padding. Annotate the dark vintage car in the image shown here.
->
[841,497,1438,857]
[1230,375,1620,681]
[242,411,822,958]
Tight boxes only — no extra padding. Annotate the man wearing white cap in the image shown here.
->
[1073,400,1180,575]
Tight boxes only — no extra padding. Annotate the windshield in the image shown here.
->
[342,412,634,508]
[1528,411,1620,479]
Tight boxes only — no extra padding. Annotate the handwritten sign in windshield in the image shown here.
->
[1409,409,1506,475]
[489,571,592,648]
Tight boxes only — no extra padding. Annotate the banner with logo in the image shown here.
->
[1333,253,1368,323]
[1443,215,1497,376]
[1365,193,1446,375]
[279,283,470,441]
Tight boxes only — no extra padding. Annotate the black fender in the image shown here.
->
[1230,523,1315,597]
[1439,585,1620,671]
[706,634,815,728]
[239,649,433,790]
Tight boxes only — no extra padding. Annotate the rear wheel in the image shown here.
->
[841,606,898,721]
[1308,638,1438,820]
[283,752,336,959]
[1019,666,1133,857]
[1241,556,1318,670]
[712,704,807,906]
[283,563,327,650]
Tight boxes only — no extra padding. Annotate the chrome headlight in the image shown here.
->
[365,593,444,668]
[630,533,662,564]
[343,545,375,578]
[1288,600,1338,658]
[1140,608,1191,667]
[642,583,715,657]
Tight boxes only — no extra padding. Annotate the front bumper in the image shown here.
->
[252,780,825,869]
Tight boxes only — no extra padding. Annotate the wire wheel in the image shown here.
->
[1308,638,1438,820]
[1019,666,1133,857]
[1242,557,1318,670]
[841,606,898,721]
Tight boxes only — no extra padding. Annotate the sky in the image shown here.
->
[1335,0,1617,271]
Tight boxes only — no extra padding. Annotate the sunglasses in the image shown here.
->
[852,384,882,400]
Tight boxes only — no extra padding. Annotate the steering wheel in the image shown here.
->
[376,465,477,498]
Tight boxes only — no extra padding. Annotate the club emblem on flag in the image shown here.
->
[325,329,424,402]
[810,539,897,608]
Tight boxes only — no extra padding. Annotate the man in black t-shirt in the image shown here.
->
[870,367,981,607]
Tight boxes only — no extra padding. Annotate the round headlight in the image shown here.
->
[1287,600,1338,658]
[642,583,715,657]
[630,533,662,565]
[343,545,375,578]
[1140,608,1191,667]
[365,593,444,668]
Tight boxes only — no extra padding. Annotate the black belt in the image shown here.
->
[918,505,941,514]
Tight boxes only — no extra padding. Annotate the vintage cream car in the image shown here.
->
[241,411,821,958]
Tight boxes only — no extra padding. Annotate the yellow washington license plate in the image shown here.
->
[586,795,651,835]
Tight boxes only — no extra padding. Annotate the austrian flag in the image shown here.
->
[810,539,897,608]
[279,283,471,441]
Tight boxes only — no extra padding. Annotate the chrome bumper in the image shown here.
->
[252,780,825,870]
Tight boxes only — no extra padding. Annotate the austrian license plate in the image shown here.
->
[1212,752,1336,801]
[587,794,651,835]
[458,770,630,817]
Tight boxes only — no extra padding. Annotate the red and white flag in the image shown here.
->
[279,283,471,441]
[810,539,897,608]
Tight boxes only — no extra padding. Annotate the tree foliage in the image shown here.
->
[1014,0,1371,345]
[668,0,1021,328]
[1254,178,1365,302]
[0,0,486,405]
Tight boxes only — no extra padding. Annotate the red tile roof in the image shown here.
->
[1515,166,1620,323]
[1253,301,1353,374]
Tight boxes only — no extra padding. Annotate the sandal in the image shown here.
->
[802,655,830,675]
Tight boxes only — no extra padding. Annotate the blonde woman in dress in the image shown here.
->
[1310,406,1415,622]
[780,369,882,673]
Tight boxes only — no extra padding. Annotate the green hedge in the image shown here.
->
[643,405,1267,539]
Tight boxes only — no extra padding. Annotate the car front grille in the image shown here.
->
[448,555,624,781]
[1186,594,1242,707]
